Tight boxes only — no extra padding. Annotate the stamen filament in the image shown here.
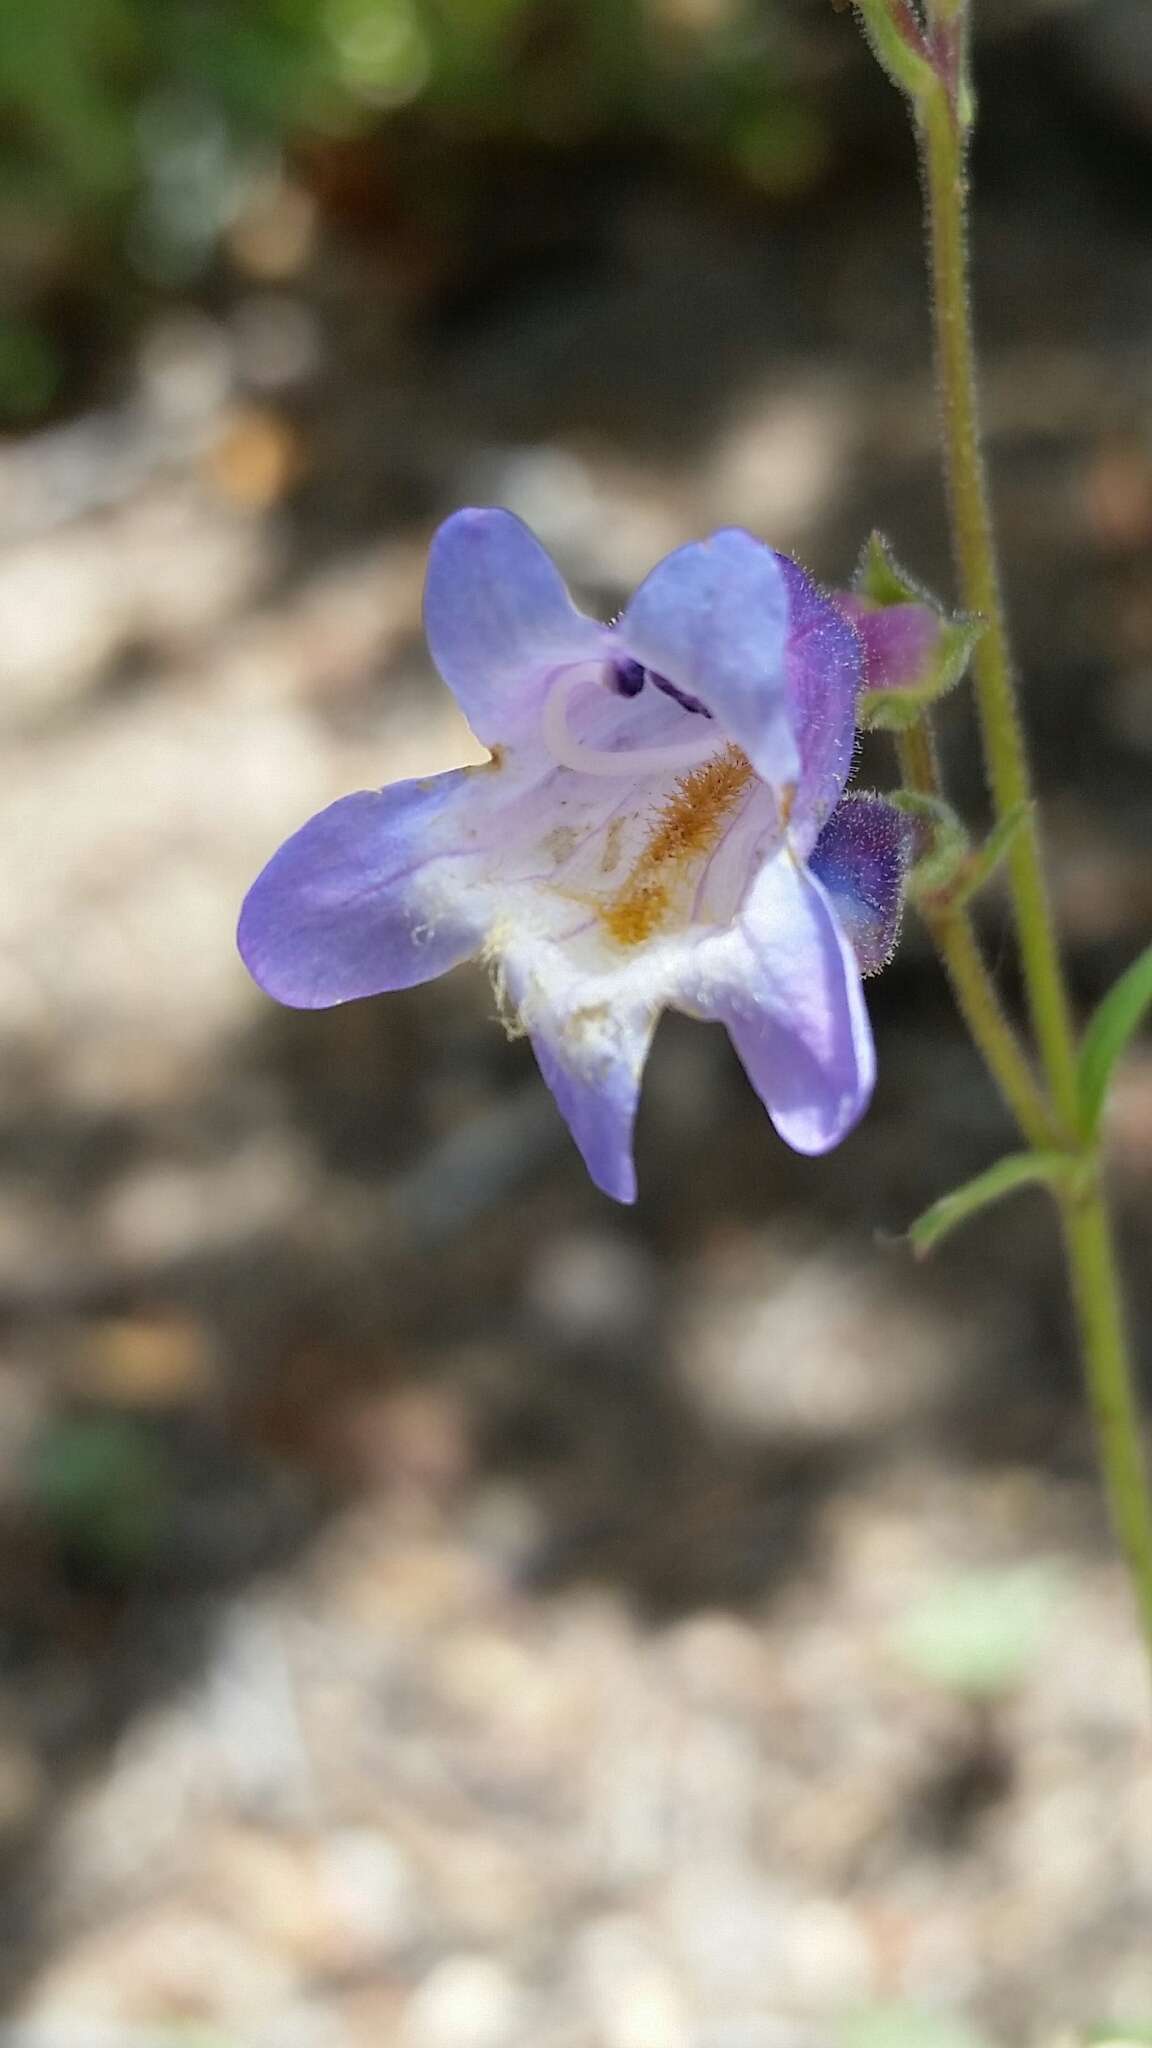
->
[542,664,722,780]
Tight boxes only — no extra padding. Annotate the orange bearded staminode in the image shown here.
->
[600,743,755,948]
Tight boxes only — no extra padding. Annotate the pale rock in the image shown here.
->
[704,378,858,544]
[525,1229,659,1347]
[319,1827,420,1961]
[18,1907,294,2030]
[576,1915,691,2048]
[401,1955,530,2048]
[676,1232,962,1445]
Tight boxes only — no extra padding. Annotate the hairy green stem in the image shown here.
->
[1062,1176,1152,1659]
[911,37,1152,1670]
[895,725,1055,1150]
[918,87,1081,1132]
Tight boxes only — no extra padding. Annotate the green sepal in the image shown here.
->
[1077,940,1152,1139]
[908,1151,1082,1258]
[890,793,1031,914]
[889,789,969,900]
[853,531,927,609]
[859,693,926,735]
[858,618,982,730]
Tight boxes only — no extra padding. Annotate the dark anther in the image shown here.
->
[652,676,712,719]
[610,657,646,697]
[610,657,712,719]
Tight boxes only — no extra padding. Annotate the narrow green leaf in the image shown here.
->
[1077,941,1152,1138]
[908,1151,1076,1257]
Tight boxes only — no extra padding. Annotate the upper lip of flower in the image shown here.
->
[538,659,729,784]
[238,507,912,1202]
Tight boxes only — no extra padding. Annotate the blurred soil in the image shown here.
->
[0,16,1151,2047]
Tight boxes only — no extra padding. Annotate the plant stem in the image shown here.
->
[913,44,1152,1672]
[918,86,1081,1134]
[1061,1176,1152,1661]
[895,727,1055,1150]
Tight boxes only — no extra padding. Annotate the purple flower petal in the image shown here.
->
[527,1023,649,1204]
[614,528,800,792]
[780,557,862,852]
[682,856,874,1154]
[808,793,914,976]
[237,776,481,1007]
[424,508,605,747]
[502,956,656,1203]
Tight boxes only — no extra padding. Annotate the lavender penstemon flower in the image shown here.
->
[238,510,911,1201]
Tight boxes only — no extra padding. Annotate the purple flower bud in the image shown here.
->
[839,596,943,695]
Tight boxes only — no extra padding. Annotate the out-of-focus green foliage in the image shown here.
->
[892,1561,1068,1698]
[0,0,138,209]
[0,313,62,420]
[0,0,814,232]
[842,2004,993,2048]
[31,1414,169,1575]
[0,0,827,422]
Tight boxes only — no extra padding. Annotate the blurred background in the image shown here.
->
[0,0,1151,2043]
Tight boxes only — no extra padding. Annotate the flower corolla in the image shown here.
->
[239,510,911,1201]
